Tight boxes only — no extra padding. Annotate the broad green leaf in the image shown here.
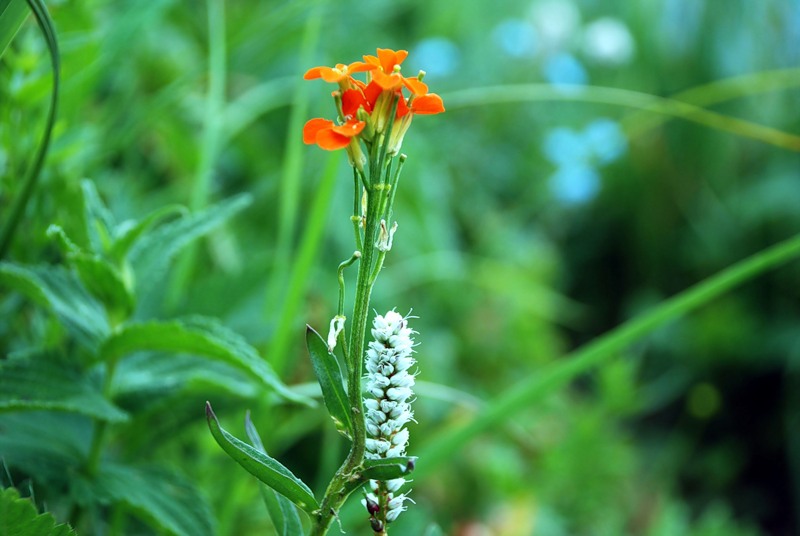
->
[205,402,319,515]
[0,355,128,422]
[361,456,417,482]
[113,353,258,403]
[0,263,110,349]
[245,412,304,535]
[0,487,76,536]
[72,463,214,536]
[129,193,251,283]
[306,325,352,439]
[100,316,310,405]
[0,412,89,481]
[0,0,29,57]
[108,204,186,262]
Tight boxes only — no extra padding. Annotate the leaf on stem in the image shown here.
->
[244,412,304,535]
[306,325,353,439]
[205,402,320,515]
[360,456,417,482]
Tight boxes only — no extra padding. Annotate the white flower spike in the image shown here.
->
[362,310,417,529]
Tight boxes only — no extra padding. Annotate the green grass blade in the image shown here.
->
[416,232,800,477]
[445,84,800,152]
[269,151,341,375]
[263,0,324,322]
[0,0,60,259]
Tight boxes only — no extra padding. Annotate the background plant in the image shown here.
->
[1,0,799,535]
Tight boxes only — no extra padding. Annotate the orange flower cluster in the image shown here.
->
[303,48,445,160]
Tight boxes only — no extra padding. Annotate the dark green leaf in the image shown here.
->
[0,0,29,57]
[360,456,417,482]
[129,193,251,283]
[0,412,89,481]
[100,317,310,405]
[72,463,214,536]
[0,263,110,349]
[245,412,304,535]
[0,355,128,422]
[69,253,134,319]
[205,402,319,515]
[0,487,76,536]
[306,325,352,439]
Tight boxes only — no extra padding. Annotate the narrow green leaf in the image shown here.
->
[129,193,251,284]
[72,463,214,536]
[0,487,76,536]
[245,412,304,535]
[205,402,319,515]
[0,0,29,57]
[0,355,128,422]
[306,325,352,439]
[80,180,116,254]
[0,263,110,348]
[100,317,311,405]
[360,456,417,482]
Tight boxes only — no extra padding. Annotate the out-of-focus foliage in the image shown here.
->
[1,0,799,534]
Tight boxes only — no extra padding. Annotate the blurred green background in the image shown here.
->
[2,0,800,534]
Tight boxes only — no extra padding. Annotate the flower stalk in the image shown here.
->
[302,48,443,535]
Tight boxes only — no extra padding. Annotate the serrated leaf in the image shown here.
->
[0,355,128,422]
[245,412,304,535]
[361,456,417,482]
[205,402,319,515]
[129,193,251,284]
[108,204,186,262]
[306,325,352,439]
[0,263,110,349]
[71,463,214,536]
[100,317,310,405]
[0,487,76,536]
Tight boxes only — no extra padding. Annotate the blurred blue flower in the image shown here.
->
[543,127,591,165]
[493,19,537,58]
[583,118,627,164]
[413,37,461,77]
[543,52,587,87]
[549,164,600,205]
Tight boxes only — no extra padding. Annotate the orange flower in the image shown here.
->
[304,61,375,84]
[364,48,410,90]
[303,117,365,150]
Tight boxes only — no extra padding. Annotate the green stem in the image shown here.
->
[0,0,60,259]
[416,231,800,477]
[311,180,384,536]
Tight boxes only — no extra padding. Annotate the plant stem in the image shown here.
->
[310,178,384,535]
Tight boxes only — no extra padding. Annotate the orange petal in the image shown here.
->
[304,67,325,80]
[372,70,403,90]
[315,129,352,150]
[342,89,369,117]
[363,81,384,108]
[331,120,365,138]
[347,61,377,74]
[303,118,334,144]
[395,96,410,118]
[376,48,408,72]
[402,77,428,96]
[411,93,445,115]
